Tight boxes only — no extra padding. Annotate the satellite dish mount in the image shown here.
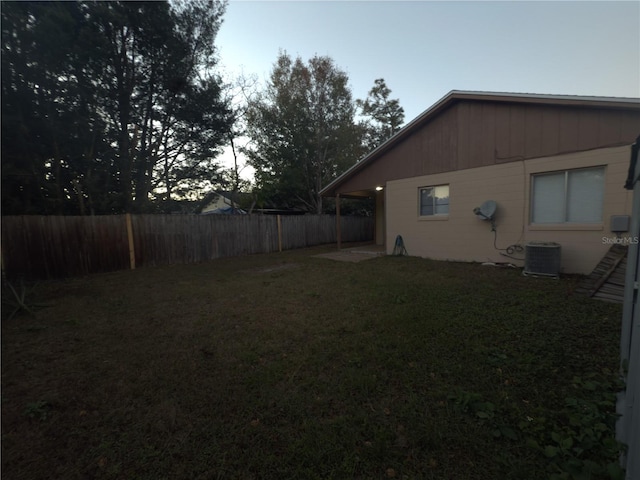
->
[473,200,497,231]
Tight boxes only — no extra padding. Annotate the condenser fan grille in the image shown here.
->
[523,242,561,277]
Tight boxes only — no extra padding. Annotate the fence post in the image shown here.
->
[0,241,4,281]
[277,215,283,252]
[336,194,341,250]
[125,213,136,270]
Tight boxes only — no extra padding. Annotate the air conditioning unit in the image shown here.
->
[523,242,561,278]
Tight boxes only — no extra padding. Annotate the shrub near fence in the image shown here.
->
[1,214,374,279]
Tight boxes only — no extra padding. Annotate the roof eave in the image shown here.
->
[320,90,640,197]
[320,90,459,196]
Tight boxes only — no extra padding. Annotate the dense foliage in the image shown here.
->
[245,53,405,213]
[1,0,231,215]
[245,53,362,214]
[2,3,405,215]
[357,78,405,151]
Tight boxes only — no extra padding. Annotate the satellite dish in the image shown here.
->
[473,200,497,221]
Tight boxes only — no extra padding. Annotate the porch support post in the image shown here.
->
[336,193,341,250]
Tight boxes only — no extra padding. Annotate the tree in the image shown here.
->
[1,1,107,214]
[245,52,363,214]
[357,78,405,151]
[222,72,259,212]
[1,0,231,215]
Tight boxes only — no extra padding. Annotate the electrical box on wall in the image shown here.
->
[610,215,630,233]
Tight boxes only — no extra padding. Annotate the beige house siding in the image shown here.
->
[385,145,633,274]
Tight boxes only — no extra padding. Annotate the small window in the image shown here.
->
[419,185,449,216]
[531,166,604,224]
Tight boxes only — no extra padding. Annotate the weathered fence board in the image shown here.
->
[2,215,130,279]
[1,214,373,279]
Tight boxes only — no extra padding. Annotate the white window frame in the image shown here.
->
[530,166,605,224]
[419,185,449,217]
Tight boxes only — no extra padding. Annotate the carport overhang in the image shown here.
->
[319,93,460,249]
[320,134,396,249]
[320,182,386,250]
[330,190,375,199]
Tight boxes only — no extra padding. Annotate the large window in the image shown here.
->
[419,185,449,216]
[531,167,604,224]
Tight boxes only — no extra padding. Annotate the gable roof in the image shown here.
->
[320,90,640,197]
[197,190,253,213]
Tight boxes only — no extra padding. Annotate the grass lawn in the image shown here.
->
[1,244,624,479]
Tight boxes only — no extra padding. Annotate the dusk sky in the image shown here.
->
[215,0,640,178]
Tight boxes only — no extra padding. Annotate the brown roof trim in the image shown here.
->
[445,90,640,109]
[320,90,640,197]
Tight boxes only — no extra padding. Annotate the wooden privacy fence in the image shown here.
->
[1,214,374,279]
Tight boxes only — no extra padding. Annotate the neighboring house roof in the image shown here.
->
[201,206,247,215]
[320,90,640,197]
[204,190,243,205]
[199,190,251,214]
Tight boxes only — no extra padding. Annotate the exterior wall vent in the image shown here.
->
[524,242,561,278]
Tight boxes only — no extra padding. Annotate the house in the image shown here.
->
[320,91,640,274]
[200,191,247,215]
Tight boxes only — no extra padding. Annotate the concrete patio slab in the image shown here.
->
[314,245,385,263]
